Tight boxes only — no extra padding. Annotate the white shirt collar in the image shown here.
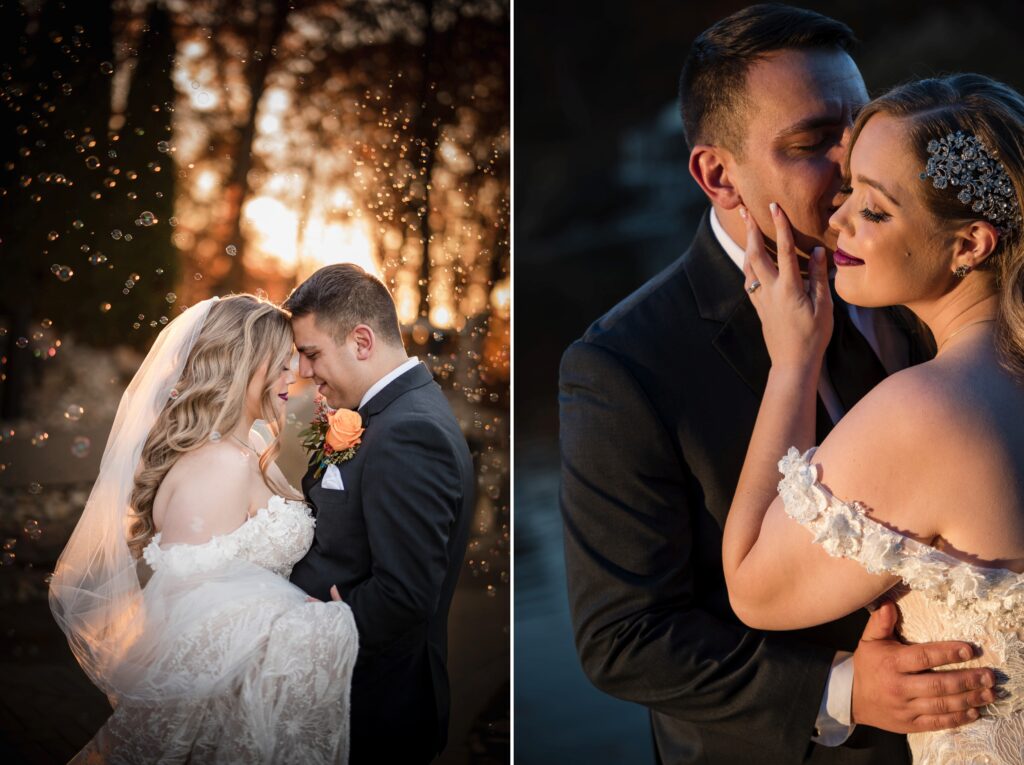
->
[708,207,748,273]
[359,357,421,410]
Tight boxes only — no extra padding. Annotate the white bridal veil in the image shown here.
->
[48,297,220,696]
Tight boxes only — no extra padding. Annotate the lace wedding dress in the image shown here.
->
[71,495,358,765]
[778,448,1024,764]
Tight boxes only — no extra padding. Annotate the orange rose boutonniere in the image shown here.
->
[299,395,365,479]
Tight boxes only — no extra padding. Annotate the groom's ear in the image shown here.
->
[689,144,741,209]
[350,324,375,361]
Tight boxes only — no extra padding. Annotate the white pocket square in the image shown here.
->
[321,464,345,491]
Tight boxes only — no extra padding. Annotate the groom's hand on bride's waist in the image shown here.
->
[305,585,344,603]
[851,600,996,734]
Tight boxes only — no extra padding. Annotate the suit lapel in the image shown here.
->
[682,212,771,395]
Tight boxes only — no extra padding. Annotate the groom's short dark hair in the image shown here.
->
[283,264,404,346]
[679,3,857,156]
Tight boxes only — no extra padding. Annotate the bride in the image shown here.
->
[722,74,1024,763]
[49,294,358,764]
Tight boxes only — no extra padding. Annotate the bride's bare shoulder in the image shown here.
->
[155,442,253,537]
[812,363,966,538]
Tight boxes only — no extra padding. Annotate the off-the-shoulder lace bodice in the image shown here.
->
[142,495,315,578]
[779,447,1024,765]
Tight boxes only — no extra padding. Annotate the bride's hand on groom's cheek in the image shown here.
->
[740,202,833,372]
[305,585,344,603]
[851,600,997,733]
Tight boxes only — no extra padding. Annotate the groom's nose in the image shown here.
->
[298,355,314,379]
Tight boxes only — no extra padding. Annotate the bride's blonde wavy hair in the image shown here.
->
[127,294,301,558]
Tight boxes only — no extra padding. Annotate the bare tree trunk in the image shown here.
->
[415,0,438,322]
[220,0,289,293]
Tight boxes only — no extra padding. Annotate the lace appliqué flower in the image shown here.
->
[776,447,1024,626]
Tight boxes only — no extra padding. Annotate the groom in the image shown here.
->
[560,5,995,764]
[286,264,474,764]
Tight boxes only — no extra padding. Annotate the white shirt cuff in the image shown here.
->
[812,651,856,746]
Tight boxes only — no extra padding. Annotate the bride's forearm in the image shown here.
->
[723,363,819,578]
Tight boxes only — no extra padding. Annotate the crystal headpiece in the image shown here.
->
[921,131,1021,234]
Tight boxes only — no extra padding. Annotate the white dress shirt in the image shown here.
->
[358,357,422,411]
[709,209,908,745]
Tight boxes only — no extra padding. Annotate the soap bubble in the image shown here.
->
[72,219,84,230]
[85,156,100,169]
[225,245,237,256]
[111,229,122,240]
[54,265,73,282]
[165,292,177,304]
[156,141,170,153]
[47,231,59,241]
[23,520,41,541]
[137,211,156,226]
[64,404,84,421]
[15,337,28,348]
[99,302,111,313]
[71,436,91,458]
[40,319,53,328]
[27,482,42,495]
[99,61,114,75]
[31,431,49,447]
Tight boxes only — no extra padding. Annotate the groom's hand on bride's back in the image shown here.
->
[852,600,996,733]
[305,585,343,603]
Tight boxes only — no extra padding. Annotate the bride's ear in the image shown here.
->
[951,220,999,273]
[689,145,741,208]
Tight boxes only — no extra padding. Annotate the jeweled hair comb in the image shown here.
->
[921,130,1022,234]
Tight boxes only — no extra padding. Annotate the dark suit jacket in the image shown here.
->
[290,362,475,763]
[558,212,925,764]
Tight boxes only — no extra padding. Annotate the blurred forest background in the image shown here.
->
[514,1,1024,763]
[0,0,508,763]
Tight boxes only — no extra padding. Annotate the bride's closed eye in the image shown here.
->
[859,207,891,223]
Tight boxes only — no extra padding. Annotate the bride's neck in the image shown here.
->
[908,277,999,352]
[229,418,256,446]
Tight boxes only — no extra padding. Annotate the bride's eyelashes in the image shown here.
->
[859,207,891,223]
[839,182,891,223]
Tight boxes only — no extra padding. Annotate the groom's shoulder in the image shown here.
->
[577,241,705,359]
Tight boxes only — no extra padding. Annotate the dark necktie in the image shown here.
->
[825,281,889,416]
